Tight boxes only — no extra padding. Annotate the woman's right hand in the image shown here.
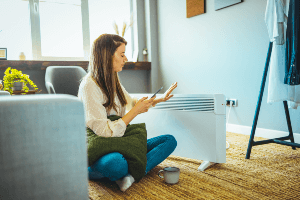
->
[133,96,156,114]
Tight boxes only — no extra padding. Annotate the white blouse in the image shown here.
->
[265,0,289,44]
[77,73,139,137]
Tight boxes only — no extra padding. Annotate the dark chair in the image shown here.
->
[45,66,87,96]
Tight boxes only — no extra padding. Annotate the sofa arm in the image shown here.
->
[0,94,88,200]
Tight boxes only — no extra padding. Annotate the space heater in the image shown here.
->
[130,93,226,171]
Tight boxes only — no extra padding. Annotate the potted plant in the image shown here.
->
[3,67,38,95]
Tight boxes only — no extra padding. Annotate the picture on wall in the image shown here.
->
[215,0,242,11]
[0,48,7,60]
[186,0,205,18]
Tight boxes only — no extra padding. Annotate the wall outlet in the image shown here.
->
[226,99,238,107]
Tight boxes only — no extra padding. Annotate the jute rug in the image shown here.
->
[88,132,300,199]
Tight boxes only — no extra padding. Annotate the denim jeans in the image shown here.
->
[88,134,177,181]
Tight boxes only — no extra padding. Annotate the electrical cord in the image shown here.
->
[226,101,233,149]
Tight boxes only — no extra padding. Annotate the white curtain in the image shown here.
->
[266,0,300,109]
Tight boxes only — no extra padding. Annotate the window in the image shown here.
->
[0,0,32,60]
[28,0,133,61]
[29,0,90,60]
[39,0,84,58]
[88,0,133,60]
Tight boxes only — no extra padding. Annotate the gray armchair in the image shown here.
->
[0,94,89,199]
[45,66,87,96]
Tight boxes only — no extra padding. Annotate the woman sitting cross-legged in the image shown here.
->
[78,34,178,192]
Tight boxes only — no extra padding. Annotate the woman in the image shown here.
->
[78,34,178,192]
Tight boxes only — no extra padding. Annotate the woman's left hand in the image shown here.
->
[152,82,177,107]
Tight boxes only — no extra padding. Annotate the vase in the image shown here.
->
[19,52,26,60]
[13,81,24,91]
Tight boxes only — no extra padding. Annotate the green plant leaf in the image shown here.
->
[3,67,38,94]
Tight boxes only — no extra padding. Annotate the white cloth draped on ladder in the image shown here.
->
[266,0,300,109]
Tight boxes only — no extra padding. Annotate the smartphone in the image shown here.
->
[151,86,163,98]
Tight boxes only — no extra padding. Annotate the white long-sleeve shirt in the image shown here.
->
[265,0,289,44]
[78,73,139,137]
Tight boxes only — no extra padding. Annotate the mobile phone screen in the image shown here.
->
[151,87,163,98]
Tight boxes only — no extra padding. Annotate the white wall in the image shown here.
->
[156,0,300,134]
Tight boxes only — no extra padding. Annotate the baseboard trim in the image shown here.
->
[227,123,300,143]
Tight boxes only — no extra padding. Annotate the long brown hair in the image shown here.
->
[87,34,128,112]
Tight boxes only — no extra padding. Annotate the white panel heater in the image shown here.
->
[130,94,226,171]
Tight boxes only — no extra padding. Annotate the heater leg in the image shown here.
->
[198,161,216,171]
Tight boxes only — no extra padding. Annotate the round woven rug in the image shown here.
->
[88,132,300,199]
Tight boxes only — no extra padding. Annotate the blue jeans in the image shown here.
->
[88,134,177,181]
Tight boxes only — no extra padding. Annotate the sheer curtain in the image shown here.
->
[266,0,300,109]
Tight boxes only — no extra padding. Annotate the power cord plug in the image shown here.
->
[226,101,233,149]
